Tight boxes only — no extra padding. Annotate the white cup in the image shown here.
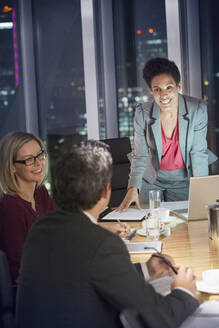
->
[154,208,170,221]
[202,269,219,289]
[149,190,161,209]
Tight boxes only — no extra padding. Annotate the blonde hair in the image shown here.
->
[0,131,48,197]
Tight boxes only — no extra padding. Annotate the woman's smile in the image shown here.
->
[151,73,181,112]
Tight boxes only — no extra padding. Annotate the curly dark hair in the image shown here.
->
[53,140,112,211]
[143,57,181,88]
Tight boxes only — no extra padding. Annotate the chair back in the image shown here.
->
[102,137,132,207]
[120,309,148,328]
[120,307,175,328]
[0,250,15,328]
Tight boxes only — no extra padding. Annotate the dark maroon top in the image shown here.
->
[0,186,57,283]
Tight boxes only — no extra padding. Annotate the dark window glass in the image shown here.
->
[0,1,25,138]
[199,0,219,173]
[32,0,86,143]
[32,0,87,191]
[112,0,167,141]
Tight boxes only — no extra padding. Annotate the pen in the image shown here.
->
[144,246,159,253]
[126,229,137,241]
[143,247,177,274]
[117,218,125,228]
[151,254,178,275]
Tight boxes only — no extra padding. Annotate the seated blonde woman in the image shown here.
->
[0,131,129,283]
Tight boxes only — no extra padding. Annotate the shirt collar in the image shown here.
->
[82,210,97,224]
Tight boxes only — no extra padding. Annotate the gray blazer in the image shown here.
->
[128,94,210,189]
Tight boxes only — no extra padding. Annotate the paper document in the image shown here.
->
[179,301,219,328]
[161,200,189,211]
[101,208,149,221]
[193,301,219,317]
[161,201,189,220]
[126,241,162,253]
[149,276,219,327]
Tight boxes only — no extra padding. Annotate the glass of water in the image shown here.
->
[146,212,160,241]
[149,190,161,209]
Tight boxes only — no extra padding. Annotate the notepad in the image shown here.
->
[126,241,162,254]
[100,208,149,221]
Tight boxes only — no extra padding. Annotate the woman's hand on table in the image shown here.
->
[118,187,141,212]
[147,254,175,279]
[104,223,131,238]
[171,266,197,297]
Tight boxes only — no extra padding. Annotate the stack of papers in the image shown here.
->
[100,208,149,221]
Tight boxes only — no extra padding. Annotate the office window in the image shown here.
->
[199,0,219,173]
[32,0,86,191]
[32,0,86,145]
[0,1,25,138]
[112,0,168,140]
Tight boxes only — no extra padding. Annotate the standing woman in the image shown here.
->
[0,132,57,283]
[119,57,211,210]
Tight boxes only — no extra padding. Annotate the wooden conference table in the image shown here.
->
[101,212,219,303]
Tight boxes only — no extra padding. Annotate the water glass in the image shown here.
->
[142,219,147,235]
[149,190,161,209]
[146,217,160,241]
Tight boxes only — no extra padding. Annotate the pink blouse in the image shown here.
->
[160,121,185,171]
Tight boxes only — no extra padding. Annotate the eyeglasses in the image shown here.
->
[14,150,47,166]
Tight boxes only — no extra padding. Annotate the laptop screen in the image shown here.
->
[161,175,219,220]
[188,175,219,220]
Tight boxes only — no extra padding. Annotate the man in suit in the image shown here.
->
[16,140,199,328]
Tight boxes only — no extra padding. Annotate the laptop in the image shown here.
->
[188,175,219,220]
[162,175,219,220]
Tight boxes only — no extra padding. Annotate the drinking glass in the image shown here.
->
[146,215,160,241]
[149,190,161,209]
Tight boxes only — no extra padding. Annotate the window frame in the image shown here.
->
[17,0,202,140]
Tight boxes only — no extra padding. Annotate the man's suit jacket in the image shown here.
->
[16,209,198,328]
[128,94,210,189]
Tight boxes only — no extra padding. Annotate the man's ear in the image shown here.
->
[101,182,111,200]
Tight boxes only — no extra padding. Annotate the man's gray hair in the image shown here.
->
[54,140,113,211]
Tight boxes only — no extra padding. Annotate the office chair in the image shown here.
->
[102,137,132,207]
[120,309,147,328]
[120,307,176,328]
[0,250,15,328]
